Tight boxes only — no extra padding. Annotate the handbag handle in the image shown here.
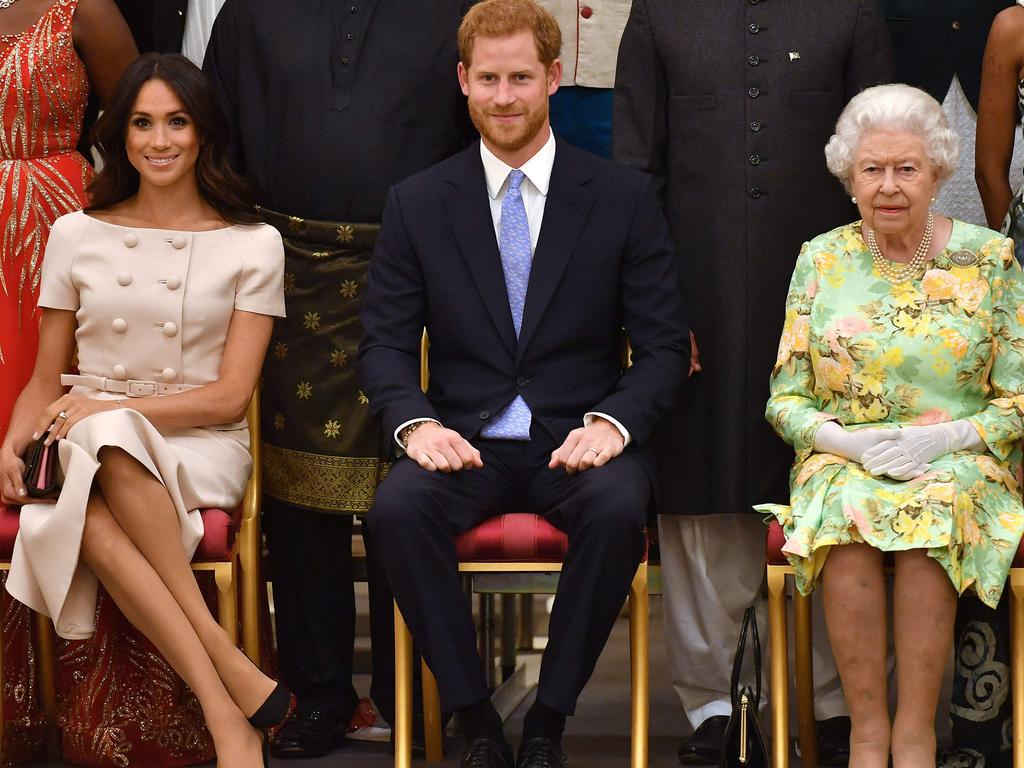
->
[729,605,762,709]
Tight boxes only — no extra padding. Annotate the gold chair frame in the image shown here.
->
[393,563,650,768]
[0,392,264,757]
[392,333,650,767]
[765,562,817,768]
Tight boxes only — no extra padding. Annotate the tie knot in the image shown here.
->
[507,169,526,194]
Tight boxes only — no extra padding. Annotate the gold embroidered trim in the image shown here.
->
[262,442,389,513]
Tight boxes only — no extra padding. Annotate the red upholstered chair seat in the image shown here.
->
[0,503,238,564]
[455,513,569,562]
[0,504,20,561]
[766,518,1024,568]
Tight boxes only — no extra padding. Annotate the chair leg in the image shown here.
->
[1011,570,1024,768]
[767,565,790,768]
[628,562,649,768]
[421,658,443,762]
[239,520,262,665]
[0,580,6,755]
[34,609,59,756]
[214,564,239,646]
[395,602,414,768]
[793,586,817,768]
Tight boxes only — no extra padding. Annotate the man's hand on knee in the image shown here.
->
[406,422,483,473]
[548,418,625,475]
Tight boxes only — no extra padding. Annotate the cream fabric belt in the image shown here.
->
[61,374,202,398]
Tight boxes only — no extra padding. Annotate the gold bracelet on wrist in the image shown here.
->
[401,421,426,448]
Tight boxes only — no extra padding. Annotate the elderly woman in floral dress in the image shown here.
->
[758,83,1024,768]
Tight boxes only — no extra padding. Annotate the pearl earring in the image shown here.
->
[851,196,858,204]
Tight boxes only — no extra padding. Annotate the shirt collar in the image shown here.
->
[481,127,556,200]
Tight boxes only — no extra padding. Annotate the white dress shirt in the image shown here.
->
[395,129,631,450]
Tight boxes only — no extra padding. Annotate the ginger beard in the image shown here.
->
[468,95,549,154]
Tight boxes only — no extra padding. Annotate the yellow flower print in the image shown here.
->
[324,420,342,438]
[892,505,935,546]
[891,284,922,310]
[330,348,348,367]
[817,356,851,393]
[882,347,905,367]
[955,280,988,314]
[296,381,312,399]
[303,311,321,331]
[339,280,359,299]
[937,328,969,359]
[851,397,889,422]
[851,373,883,398]
[1016,304,1024,326]
[931,358,951,377]
[922,269,959,301]
[923,484,954,505]
[813,251,837,273]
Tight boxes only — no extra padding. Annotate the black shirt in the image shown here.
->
[204,0,477,222]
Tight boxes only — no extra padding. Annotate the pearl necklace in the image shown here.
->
[865,211,935,283]
[0,0,23,8]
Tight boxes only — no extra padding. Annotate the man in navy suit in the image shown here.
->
[358,1,688,765]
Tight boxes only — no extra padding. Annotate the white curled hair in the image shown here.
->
[824,83,960,193]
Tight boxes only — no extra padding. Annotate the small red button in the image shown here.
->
[580,6,593,18]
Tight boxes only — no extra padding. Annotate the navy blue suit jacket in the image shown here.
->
[358,138,689,470]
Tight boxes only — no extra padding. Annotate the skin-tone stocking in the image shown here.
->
[822,542,890,768]
[891,549,955,768]
[93,446,276,716]
[80,491,263,767]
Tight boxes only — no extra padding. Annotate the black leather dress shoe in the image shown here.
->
[270,710,347,759]
[816,716,851,767]
[678,715,729,766]
[517,737,568,768]
[461,737,514,768]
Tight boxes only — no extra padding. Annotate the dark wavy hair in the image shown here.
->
[87,53,259,224]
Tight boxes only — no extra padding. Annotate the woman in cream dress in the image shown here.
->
[0,54,289,767]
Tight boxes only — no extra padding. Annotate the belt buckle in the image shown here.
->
[125,379,158,397]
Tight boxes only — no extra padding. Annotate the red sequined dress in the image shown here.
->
[1,1,89,764]
[1,3,215,766]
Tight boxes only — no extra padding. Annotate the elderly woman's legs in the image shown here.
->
[81,490,263,767]
[891,549,955,768]
[92,446,276,717]
[822,542,889,768]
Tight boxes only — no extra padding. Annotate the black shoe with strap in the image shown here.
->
[462,737,515,768]
[517,737,568,768]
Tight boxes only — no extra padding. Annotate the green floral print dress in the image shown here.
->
[755,220,1024,607]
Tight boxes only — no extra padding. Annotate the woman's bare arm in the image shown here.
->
[977,7,1024,229]
[72,0,138,108]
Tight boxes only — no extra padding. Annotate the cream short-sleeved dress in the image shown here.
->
[6,211,285,639]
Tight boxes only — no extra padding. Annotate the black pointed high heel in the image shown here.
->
[248,681,297,739]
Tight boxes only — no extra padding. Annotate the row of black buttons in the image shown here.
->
[477,378,532,420]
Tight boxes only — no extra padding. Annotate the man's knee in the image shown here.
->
[366,461,439,540]
[573,462,650,535]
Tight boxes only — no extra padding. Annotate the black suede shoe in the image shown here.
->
[816,716,851,767]
[462,737,514,768]
[517,737,567,768]
[270,709,347,759]
[678,715,729,766]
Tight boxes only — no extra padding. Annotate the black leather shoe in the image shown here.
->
[270,709,347,759]
[678,715,729,766]
[517,737,567,768]
[462,737,514,768]
[816,716,851,767]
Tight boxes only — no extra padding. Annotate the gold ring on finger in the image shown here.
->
[584,448,598,456]
[58,410,69,420]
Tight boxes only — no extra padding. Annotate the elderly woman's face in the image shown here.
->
[850,129,940,239]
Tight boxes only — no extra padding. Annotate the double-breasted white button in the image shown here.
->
[171,235,187,250]
[162,321,178,337]
[123,234,138,248]
[112,364,127,378]
[162,367,176,381]
[166,275,181,290]
[112,318,128,333]
[117,272,132,286]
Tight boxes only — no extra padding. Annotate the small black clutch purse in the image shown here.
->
[720,606,770,768]
[21,434,60,498]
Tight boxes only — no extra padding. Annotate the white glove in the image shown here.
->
[861,420,984,479]
[813,421,900,463]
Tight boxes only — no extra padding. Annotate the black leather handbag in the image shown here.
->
[21,433,60,498]
[719,606,771,768]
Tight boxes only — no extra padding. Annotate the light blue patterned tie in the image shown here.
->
[481,169,533,440]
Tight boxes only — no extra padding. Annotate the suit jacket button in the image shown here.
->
[123,233,138,248]
[162,321,178,337]
[112,318,128,333]
[117,272,132,286]
[112,364,127,378]
[516,376,529,387]
[479,410,490,420]
[166,275,182,290]
[750,187,762,199]
[171,235,188,249]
